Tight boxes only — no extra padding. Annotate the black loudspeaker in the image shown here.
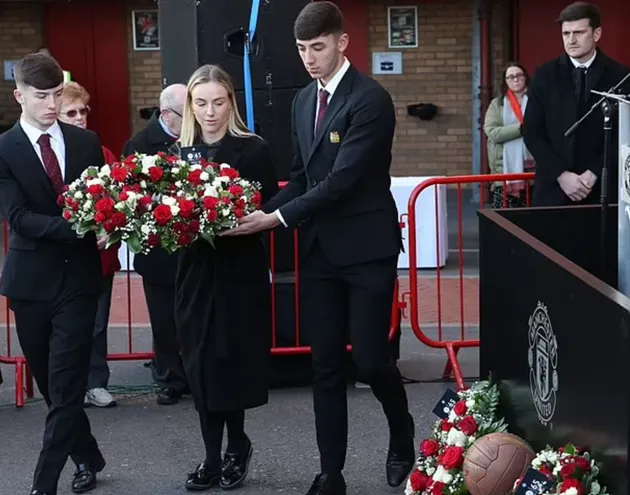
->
[196,0,312,91]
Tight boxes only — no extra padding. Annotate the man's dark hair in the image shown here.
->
[557,2,601,29]
[294,1,344,41]
[13,53,63,90]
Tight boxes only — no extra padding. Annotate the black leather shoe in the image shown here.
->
[185,462,221,491]
[220,437,253,490]
[386,413,416,487]
[71,452,106,494]
[30,491,51,495]
[156,387,183,405]
[306,473,346,495]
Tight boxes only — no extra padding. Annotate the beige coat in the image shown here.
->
[483,96,523,183]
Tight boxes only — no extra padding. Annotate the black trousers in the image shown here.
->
[87,274,114,389]
[301,241,410,474]
[11,288,101,494]
[142,280,188,391]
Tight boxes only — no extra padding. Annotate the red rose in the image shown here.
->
[94,212,106,223]
[459,416,478,436]
[561,479,585,495]
[178,233,194,246]
[409,471,429,492]
[167,155,179,164]
[432,481,446,495]
[221,197,231,205]
[71,202,79,212]
[453,401,468,416]
[95,197,115,213]
[110,166,128,182]
[153,204,173,226]
[157,151,167,159]
[188,169,203,185]
[62,210,73,220]
[119,191,129,201]
[179,199,195,219]
[229,184,244,196]
[139,195,153,209]
[149,166,164,182]
[111,212,127,228]
[420,439,440,457]
[206,210,218,222]
[440,419,453,432]
[147,234,161,248]
[87,184,104,196]
[133,184,143,193]
[220,167,239,179]
[234,208,244,218]
[252,191,262,207]
[173,222,188,233]
[123,155,135,166]
[189,220,200,233]
[235,199,246,210]
[103,221,115,233]
[439,446,465,470]
[203,196,220,210]
[574,457,590,472]
[207,161,220,169]
[57,194,65,206]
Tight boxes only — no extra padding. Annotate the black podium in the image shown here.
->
[479,205,630,493]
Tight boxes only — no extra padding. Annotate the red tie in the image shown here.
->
[316,89,329,131]
[37,133,63,193]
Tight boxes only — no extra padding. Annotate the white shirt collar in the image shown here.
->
[20,116,63,147]
[317,58,351,97]
[570,51,597,69]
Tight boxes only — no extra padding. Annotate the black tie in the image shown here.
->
[575,66,588,103]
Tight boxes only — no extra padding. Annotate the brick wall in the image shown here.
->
[126,1,163,136]
[368,0,510,176]
[0,2,44,127]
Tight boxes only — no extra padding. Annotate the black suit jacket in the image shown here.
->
[122,111,179,284]
[0,121,104,302]
[523,50,630,206]
[263,64,402,266]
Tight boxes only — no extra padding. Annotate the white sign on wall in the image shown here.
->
[372,52,403,75]
[3,60,17,81]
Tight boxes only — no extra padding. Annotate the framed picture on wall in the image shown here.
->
[132,9,160,51]
[388,6,418,48]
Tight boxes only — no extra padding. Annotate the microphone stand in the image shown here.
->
[564,72,630,284]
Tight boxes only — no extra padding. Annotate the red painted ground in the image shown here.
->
[0,273,479,327]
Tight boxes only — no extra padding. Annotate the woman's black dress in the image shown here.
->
[174,134,279,412]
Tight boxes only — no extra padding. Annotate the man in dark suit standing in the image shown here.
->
[0,53,106,495]
[223,2,415,493]
[523,2,630,207]
[122,84,189,405]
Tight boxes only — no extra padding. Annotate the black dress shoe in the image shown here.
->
[71,453,106,494]
[386,413,416,487]
[156,387,183,405]
[185,462,221,491]
[30,491,51,495]
[305,473,346,495]
[220,437,253,490]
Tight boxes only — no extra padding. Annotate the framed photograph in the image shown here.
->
[132,9,160,51]
[388,6,418,48]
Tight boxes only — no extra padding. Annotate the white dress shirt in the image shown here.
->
[569,51,596,70]
[274,58,352,227]
[20,116,66,180]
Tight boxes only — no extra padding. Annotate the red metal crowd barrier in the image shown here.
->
[401,172,535,390]
[0,181,404,408]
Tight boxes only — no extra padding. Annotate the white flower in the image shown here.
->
[562,488,578,495]
[74,191,84,199]
[175,181,182,188]
[446,428,467,447]
[140,180,147,188]
[200,171,209,181]
[466,399,475,409]
[404,478,414,495]
[222,209,230,217]
[220,163,230,169]
[448,410,458,422]
[141,225,151,235]
[432,465,453,484]
[141,155,157,172]
[82,200,92,211]
[590,482,601,494]
[171,167,180,174]
[98,165,111,178]
[162,196,177,206]
[204,186,218,197]
[191,164,202,171]
[170,205,180,216]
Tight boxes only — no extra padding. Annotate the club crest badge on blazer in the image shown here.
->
[329,131,340,144]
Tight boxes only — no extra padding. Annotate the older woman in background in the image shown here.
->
[58,81,120,408]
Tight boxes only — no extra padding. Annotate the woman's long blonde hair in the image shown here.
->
[179,64,256,147]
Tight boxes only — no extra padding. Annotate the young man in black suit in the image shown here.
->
[0,54,106,495]
[523,2,630,207]
[222,2,415,493]
[122,83,190,406]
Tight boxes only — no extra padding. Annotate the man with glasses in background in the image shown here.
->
[122,84,190,405]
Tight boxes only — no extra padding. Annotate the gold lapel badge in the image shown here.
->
[329,131,340,144]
